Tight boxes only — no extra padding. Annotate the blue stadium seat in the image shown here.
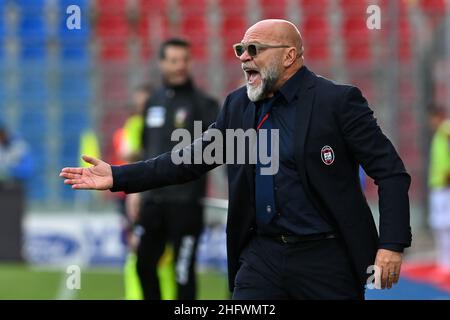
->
[19,112,49,134]
[16,0,46,11]
[18,12,47,60]
[0,85,6,104]
[20,45,46,60]
[59,61,91,77]
[58,1,90,38]
[60,114,89,134]
[19,83,49,107]
[58,0,90,62]
[26,174,48,201]
[59,102,89,114]
[18,61,47,75]
[18,13,46,39]
[60,45,90,61]
[0,3,6,60]
[19,98,49,113]
[0,105,4,117]
[59,145,79,165]
[58,81,91,102]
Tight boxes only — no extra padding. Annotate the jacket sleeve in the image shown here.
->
[110,95,229,194]
[338,86,412,248]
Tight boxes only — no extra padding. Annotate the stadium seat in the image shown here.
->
[18,13,46,40]
[19,112,49,137]
[60,45,90,61]
[0,85,6,106]
[299,0,328,16]
[179,0,207,16]
[15,0,46,9]
[95,0,127,14]
[139,0,166,11]
[342,16,371,63]
[0,2,5,46]
[19,78,49,102]
[301,16,330,63]
[60,111,89,133]
[18,13,47,60]
[260,0,287,19]
[95,0,130,61]
[419,0,446,17]
[339,0,368,15]
[180,16,208,60]
[398,17,412,63]
[58,1,90,61]
[219,0,244,15]
[136,11,153,60]
[58,86,91,103]
[220,16,247,62]
[27,174,48,201]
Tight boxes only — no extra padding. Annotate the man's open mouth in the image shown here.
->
[244,68,261,85]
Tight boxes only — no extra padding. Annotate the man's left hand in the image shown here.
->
[374,249,403,289]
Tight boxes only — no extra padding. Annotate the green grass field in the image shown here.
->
[0,264,229,300]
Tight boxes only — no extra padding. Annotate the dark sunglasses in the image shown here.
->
[233,42,291,58]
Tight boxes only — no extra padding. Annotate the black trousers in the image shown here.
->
[136,201,203,300]
[232,234,365,300]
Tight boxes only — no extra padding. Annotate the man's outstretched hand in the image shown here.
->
[59,155,113,190]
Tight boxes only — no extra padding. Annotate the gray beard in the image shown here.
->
[246,64,281,102]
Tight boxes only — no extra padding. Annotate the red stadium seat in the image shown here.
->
[301,16,330,63]
[419,0,447,27]
[179,0,207,16]
[339,0,368,15]
[260,0,287,19]
[398,17,411,62]
[219,0,246,15]
[96,15,129,39]
[419,0,446,15]
[180,15,208,59]
[342,17,371,63]
[299,0,328,16]
[95,0,127,14]
[96,17,129,61]
[138,0,165,12]
[136,0,171,59]
[95,0,130,61]
[220,16,247,62]
[137,11,152,59]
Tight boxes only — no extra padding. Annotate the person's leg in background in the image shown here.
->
[437,228,450,271]
[169,204,203,300]
[429,189,450,280]
[135,202,167,300]
[122,193,143,300]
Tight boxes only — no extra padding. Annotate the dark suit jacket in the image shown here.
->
[111,66,412,290]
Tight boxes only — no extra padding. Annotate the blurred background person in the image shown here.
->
[428,106,450,282]
[1,0,450,300]
[110,83,153,299]
[76,128,101,211]
[0,122,34,183]
[135,38,219,300]
[0,122,34,262]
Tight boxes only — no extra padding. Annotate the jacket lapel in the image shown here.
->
[294,69,316,183]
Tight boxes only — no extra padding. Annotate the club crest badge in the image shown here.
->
[321,145,335,165]
[174,108,188,128]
